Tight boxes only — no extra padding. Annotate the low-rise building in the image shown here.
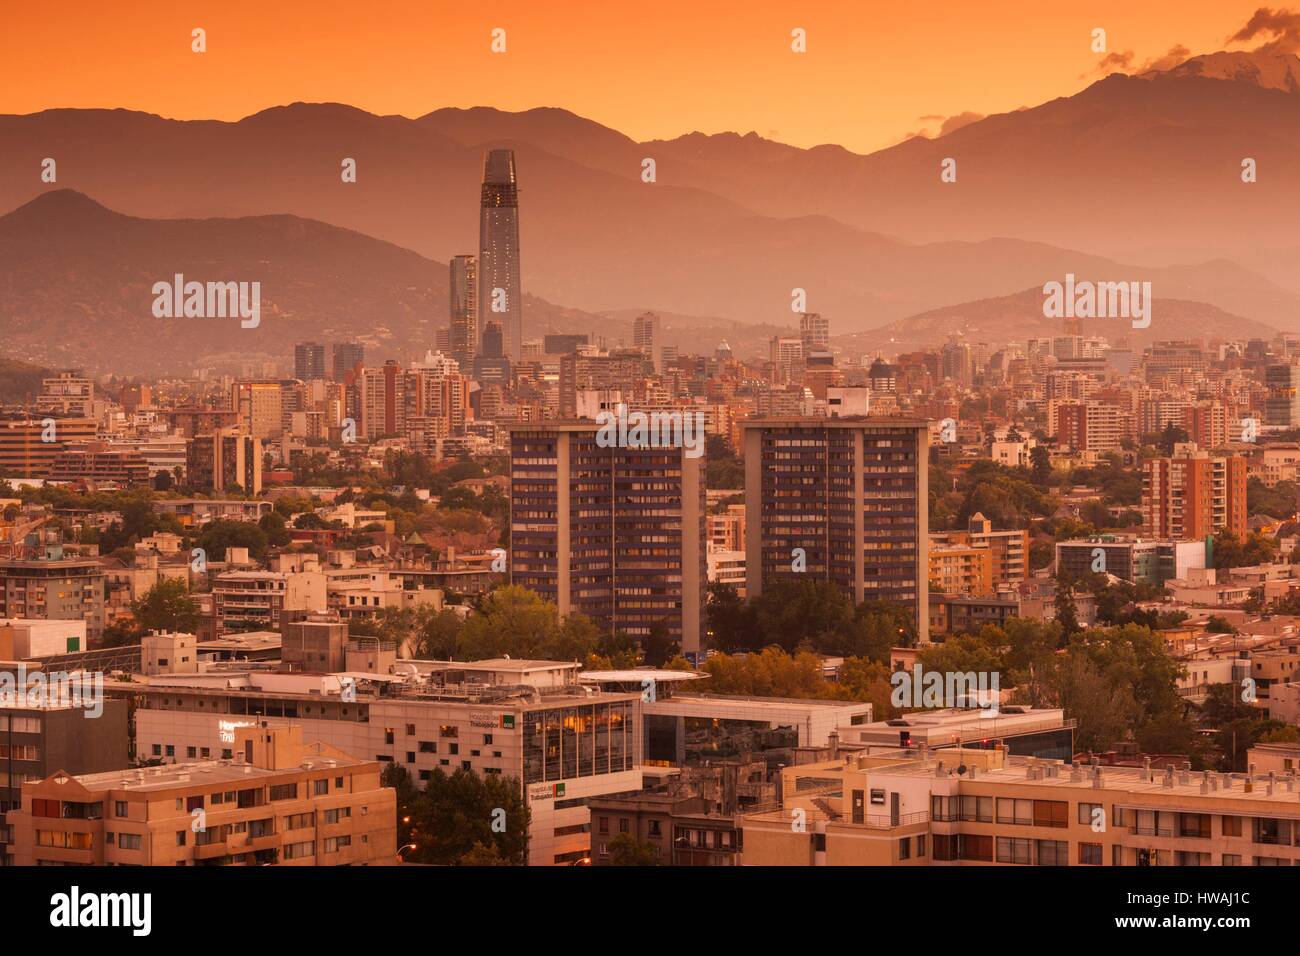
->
[8,724,394,866]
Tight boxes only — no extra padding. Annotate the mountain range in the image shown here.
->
[1,48,1298,370]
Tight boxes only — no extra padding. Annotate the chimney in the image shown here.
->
[1140,756,1152,782]
[1092,766,1103,789]
[1222,773,1232,790]
[1162,766,1174,789]
[934,761,946,778]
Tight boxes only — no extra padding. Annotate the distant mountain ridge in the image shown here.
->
[2,49,1300,343]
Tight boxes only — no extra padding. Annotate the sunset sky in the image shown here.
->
[2,1,1292,153]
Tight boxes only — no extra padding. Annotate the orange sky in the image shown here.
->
[0,0,1282,152]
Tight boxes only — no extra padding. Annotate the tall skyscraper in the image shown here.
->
[799,312,830,351]
[743,418,929,637]
[632,312,661,372]
[332,342,365,382]
[449,254,478,369]
[509,421,706,654]
[478,149,523,362]
[294,341,326,381]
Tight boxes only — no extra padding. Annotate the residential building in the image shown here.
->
[508,421,706,653]
[742,418,929,636]
[8,724,394,866]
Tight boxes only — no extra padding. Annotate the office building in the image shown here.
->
[186,428,262,495]
[1265,364,1300,427]
[46,443,150,488]
[632,312,661,372]
[742,418,929,636]
[449,254,478,368]
[478,149,523,362]
[509,420,707,653]
[35,371,95,418]
[109,661,641,866]
[294,342,327,381]
[0,418,97,479]
[332,342,365,383]
[799,312,830,351]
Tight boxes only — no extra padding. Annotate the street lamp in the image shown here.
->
[397,843,417,862]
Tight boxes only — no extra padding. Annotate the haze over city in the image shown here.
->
[0,0,1293,937]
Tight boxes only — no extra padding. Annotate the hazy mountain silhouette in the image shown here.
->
[3,51,1299,334]
[847,286,1276,353]
[0,191,597,374]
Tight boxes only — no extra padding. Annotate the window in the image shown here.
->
[619,818,630,834]
[284,840,316,860]
[996,798,1032,826]
[269,784,298,801]
[324,836,351,853]
[1222,854,1241,866]
[958,835,992,862]
[1035,840,1067,866]
[405,724,416,736]
[898,837,911,860]
[996,837,1031,865]
[119,833,143,850]
[1078,803,1103,826]
[439,725,458,738]
[483,734,493,746]
[114,801,128,818]
[286,812,314,830]
[313,779,329,796]
[916,834,926,858]
[1178,813,1210,839]
[1078,842,1103,866]
[1222,815,1242,837]
[323,808,351,824]
[419,741,436,753]
[186,747,197,759]
[176,831,187,847]
[384,729,394,745]
[960,796,993,823]
[1032,800,1068,829]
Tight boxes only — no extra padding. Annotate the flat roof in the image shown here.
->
[579,669,704,683]
[69,753,366,793]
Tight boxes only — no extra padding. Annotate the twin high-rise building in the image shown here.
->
[479,149,523,363]
[742,418,929,636]
[294,341,327,381]
[508,421,707,655]
[505,416,931,654]
[331,342,365,382]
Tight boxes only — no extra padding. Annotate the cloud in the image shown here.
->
[1085,45,1192,78]
[912,111,986,139]
[1227,6,1300,54]
[1142,45,1192,71]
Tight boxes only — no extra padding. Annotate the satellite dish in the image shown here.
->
[957,764,968,775]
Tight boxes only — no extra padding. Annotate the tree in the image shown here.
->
[458,585,560,660]
[705,582,754,653]
[1030,446,1053,485]
[195,519,269,561]
[414,607,464,659]
[400,767,529,865]
[606,832,659,865]
[258,510,291,547]
[131,578,200,634]
[641,619,677,667]
[1053,581,1081,641]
